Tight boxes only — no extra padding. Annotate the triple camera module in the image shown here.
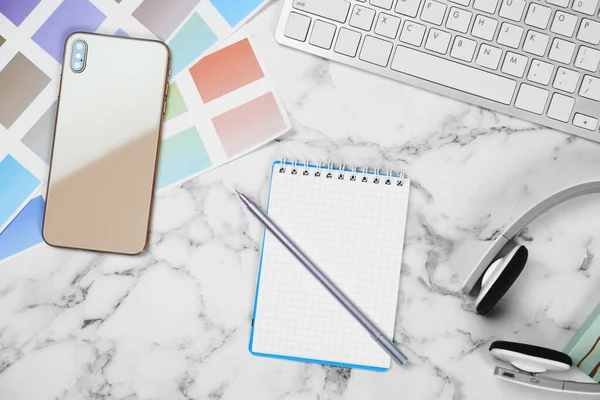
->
[71,40,87,73]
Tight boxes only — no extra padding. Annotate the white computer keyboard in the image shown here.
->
[276,0,600,142]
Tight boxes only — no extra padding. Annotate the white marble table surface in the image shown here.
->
[1,2,600,399]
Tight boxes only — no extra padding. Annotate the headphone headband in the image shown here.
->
[462,181,600,294]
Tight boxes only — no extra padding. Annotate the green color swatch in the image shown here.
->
[164,83,187,121]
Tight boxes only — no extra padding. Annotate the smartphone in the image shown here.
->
[43,32,170,255]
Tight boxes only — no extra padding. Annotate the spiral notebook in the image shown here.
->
[249,160,411,371]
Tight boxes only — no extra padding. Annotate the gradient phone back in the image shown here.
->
[43,33,170,255]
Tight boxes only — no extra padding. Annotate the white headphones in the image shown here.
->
[461,181,600,395]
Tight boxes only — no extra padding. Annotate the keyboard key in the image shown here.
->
[551,11,578,36]
[523,30,549,56]
[577,19,600,45]
[548,38,575,64]
[374,13,401,38]
[574,46,600,72]
[292,0,351,23]
[476,44,503,69]
[425,28,452,53]
[571,0,599,15]
[309,20,337,49]
[399,21,427,45]
[350,5,376,30]
[421,0,448,25]
[553,67,580,92]
[391,45,517,104]
[497,22,524,48]
[446,7,473,33]
[450,0,471,6]
[473,0,499,13]
[547,93,575,122]
[359,35,393,66]
[284,12,311,41]
[450,36,478,61]
[547,0,570,6]
[472,15,499,40]
[499,0,526,21]
[395,0,422,17]
[515,84,549,114]
[501,52,528,77]
[573,113,599,130]
[527,59,554,84]
[370,0,394,9]
[335,27,362,57]
[524,3,552,29]
[580,75,600,101]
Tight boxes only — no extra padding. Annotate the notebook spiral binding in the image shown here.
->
[277,159,407,187]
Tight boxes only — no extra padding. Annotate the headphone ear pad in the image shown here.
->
[476,245,528,315]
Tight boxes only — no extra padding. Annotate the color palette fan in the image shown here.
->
[158,29,290,190]
[0,0,288,261]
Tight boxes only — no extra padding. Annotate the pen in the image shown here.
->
[237,190,408,366]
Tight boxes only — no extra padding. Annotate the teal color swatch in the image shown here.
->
[0,155,40,229]
[0,196,44,261]
[168,13,217,76]
[156,127,211,189]
[210,0,263,26]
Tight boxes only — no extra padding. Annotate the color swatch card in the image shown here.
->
[157,28,290,190]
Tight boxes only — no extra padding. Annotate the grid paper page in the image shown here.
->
[250,162,410,370]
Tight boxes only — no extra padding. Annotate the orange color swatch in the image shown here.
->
[190,38,264,103]
[212,93,286,157]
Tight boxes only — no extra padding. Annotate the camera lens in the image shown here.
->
[75,42,84,50]
[73,61,82,70]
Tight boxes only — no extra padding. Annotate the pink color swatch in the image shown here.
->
[212,93,286,156]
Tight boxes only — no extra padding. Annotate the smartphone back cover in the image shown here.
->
[44,33,169,254]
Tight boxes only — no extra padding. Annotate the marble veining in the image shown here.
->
[1,1,600,399]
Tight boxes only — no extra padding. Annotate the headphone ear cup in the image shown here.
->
[489,341,573,373]
[476,245,528,315]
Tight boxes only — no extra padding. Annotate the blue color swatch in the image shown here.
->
[156,127,211,189]
[0,196,44,261]
[0,155,40,229]
[210,0,263,26]
[168,13,217,76]
[32,0,106,62]
[0,0,42,26]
